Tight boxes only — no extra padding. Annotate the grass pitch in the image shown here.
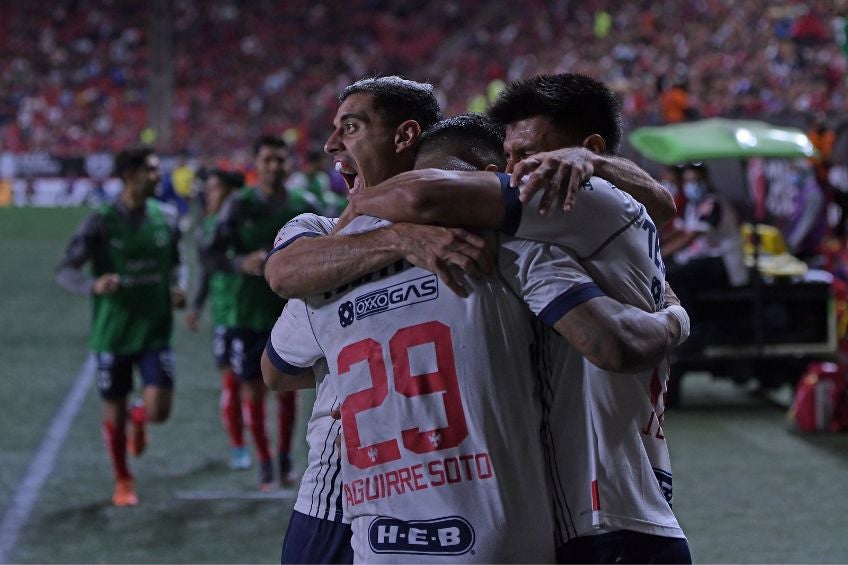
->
[1,206,847,563]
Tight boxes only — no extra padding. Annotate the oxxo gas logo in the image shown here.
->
[654,468,673,506]
[368,516,475,556]
[338,275,438,327]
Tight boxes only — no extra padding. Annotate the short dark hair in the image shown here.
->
[488,73,623,154]
[209,168,245,190]
[417,114,506,171]
[252,135,288,156]
[340,76,442,133]
[114,147,154,179]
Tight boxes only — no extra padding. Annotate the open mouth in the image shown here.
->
[334,160,361,194]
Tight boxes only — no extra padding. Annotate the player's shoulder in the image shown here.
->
[338,215,391,236]
[580,176,642,212]
[147,199,180,225]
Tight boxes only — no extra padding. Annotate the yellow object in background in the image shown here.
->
[741,223,788,256]
[0,180,12,206]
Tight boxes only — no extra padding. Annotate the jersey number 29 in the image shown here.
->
[337,321,469,469]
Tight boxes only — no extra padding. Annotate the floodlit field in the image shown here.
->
[1,206,847,563]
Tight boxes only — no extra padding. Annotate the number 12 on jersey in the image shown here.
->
[337,321,470,469]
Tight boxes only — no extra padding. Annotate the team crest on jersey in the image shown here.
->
[368,516,475,556]
[337,274,438,327]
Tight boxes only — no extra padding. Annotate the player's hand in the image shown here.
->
[391,223,492,298]
[510,147,598,214]
[332,203,359,234]
[171,288,187,309]
[92,273,121,295]
[240,249,267,276]
[185,309,200,331]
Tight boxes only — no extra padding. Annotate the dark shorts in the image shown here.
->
[557,530,691,564]
[281,510,352,564]
[94,347,175,400]
[212,326,234,369]
[229,328,270,381]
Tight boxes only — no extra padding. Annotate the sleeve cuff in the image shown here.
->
[496,172,522,236]
[539,282,606,326]
[264,337,311,375]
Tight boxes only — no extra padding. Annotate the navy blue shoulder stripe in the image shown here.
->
[264,337,311,375]
[496,172,522,236]
[539,282,606,326]
[266,231,321,261]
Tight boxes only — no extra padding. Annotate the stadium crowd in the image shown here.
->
[1,0,845,158]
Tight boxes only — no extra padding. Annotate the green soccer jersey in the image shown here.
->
[89,200,176,353]
[224,187,316,332]
[201,214,239,327]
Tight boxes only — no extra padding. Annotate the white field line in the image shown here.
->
[0,355,95,564]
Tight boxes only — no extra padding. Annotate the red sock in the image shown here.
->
[276,391,296,456]
[244,395,271,464]
[102,420,131,481]
[220,369,244,448]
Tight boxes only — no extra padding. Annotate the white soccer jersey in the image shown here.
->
[270,213,347,523]
[268,215,599,563]
[500,174,685,541]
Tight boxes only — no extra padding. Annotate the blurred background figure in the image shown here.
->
[54,147,187,507]
[286,149,347,216]
[185,168,251,471]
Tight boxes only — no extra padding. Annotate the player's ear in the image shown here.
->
[582,134,606,154]
[484,163,500,173]
[395,120,422,154]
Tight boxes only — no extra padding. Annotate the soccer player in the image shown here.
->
[263,101,684,560]
[348,73,692,563]
[203,135,316,489]
[185,169,251,470]
[56,147,187,506]
[263,76,462,565]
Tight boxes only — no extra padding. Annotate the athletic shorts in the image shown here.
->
[556,530,691,564]
[281,510,352,564]
[212,326,234,368]
[229,328,270,382]
[94,347,176,400]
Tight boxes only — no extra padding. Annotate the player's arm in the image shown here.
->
[512,147,676,223]
[349,169,506,228]
[261,299,322,391]
[265,220,490,299]
[503,238,686,373]
[261,350,316,391]
[201,194,264,275]
[165,206,188,309]
[55,213,118,295]
[551,295,685,373]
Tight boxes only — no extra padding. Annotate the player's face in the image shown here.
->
[255,145,290,191]
[503,116,582,173]
[324,92,399,194]
[132,154,161,199]
[205,176,229,215]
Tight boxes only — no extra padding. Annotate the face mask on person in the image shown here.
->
[683,181,705,201]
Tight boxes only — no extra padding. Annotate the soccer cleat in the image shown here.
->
[259,460,274,491]
[112,478,138,507]
[278,453,295,487]
[229,446,251,470]
[127,401,147,457]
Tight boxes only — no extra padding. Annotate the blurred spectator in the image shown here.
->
[752,157,827,260]
[665,163,749,289]
[1,1,846,159]
[286,149,347,216]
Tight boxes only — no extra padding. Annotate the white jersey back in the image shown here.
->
[506,175,684,540]
[271,214,347,522]
[269,215,599,563]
